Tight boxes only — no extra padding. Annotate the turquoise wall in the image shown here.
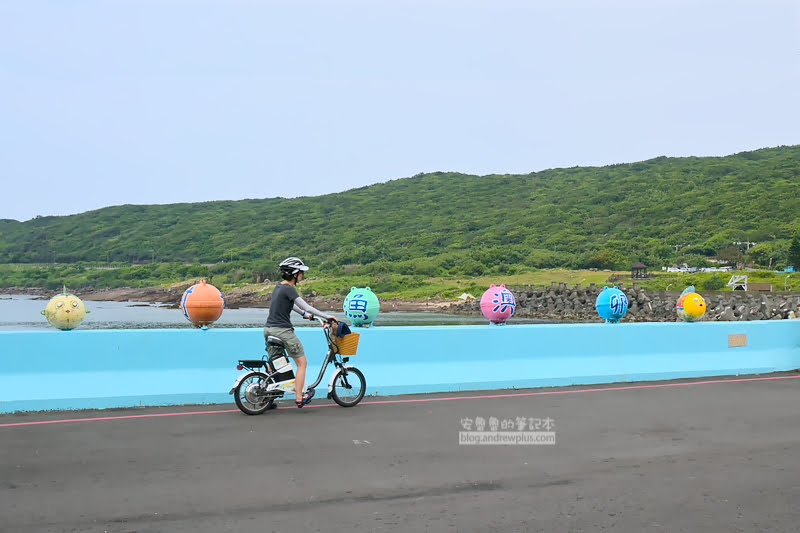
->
[1,321,798,412]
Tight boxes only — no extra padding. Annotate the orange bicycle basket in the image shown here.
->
[334,332,360,355]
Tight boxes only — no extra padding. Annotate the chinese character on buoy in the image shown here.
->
[180,279,225,327]
[480,284,516,324]
[595,286,629,323]
[343,287,380,327]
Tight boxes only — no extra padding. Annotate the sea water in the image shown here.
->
[0,294,549,331]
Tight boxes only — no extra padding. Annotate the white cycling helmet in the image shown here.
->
[279,257,309,276]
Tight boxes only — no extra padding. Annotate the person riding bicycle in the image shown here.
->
[264,257,337,407]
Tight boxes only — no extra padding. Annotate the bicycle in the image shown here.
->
[230,317,367,415]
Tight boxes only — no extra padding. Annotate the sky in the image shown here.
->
[1,0,798,222]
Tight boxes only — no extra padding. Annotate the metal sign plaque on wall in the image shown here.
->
[728,334,747,348]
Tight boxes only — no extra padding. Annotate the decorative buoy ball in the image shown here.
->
[677,292,706,322]
[180,279,225,327]
[344,287,380,326]
[595,286,628,323]
[480,284,516,324]
[41,292,88,330]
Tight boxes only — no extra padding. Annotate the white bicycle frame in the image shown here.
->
[230,317,356,397]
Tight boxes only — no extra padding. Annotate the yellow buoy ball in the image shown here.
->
[42,292,88,330]
[676,292,706,322]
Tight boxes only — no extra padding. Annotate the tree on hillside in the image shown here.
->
[717,245,744,268]
[747,243,775,268]
[788,234,800,269]
[587,249,628,270]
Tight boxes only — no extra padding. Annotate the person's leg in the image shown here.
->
[294,355,307,400]
[280,329,311,404]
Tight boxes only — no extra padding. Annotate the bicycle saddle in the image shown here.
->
[266,336,285,347]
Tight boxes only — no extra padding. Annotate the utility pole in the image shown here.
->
[733,240,757,251]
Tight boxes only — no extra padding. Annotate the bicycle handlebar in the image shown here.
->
[312,316,338,327]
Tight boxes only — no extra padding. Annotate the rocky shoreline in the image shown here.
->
[444,282,800,322]
[5,282,799,321]
[0,284,450,313]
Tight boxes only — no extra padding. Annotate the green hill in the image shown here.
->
[2,145,799,279]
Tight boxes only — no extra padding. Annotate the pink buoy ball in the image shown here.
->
[480,284,516,324]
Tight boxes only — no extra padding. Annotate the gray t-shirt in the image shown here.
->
[266,283,300,329]
[265,283,331,329]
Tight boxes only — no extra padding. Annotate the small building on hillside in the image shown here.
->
[631,262,649,279]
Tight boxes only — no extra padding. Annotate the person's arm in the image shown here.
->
[293,297,336,321]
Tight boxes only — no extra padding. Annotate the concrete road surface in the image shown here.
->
[2,372,799,532]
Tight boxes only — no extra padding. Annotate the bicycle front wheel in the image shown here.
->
[330,366,366,407]
[234,372,277,415]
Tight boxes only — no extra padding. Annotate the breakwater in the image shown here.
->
[2,321,800,413]
[446,283,800,322]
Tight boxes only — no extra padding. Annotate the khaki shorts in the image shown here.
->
[263,327,306,359]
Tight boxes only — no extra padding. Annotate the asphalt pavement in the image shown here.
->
[2,372,799,532]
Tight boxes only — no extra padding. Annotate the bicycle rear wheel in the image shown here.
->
[330,366,366,407]
[234,372,277,415]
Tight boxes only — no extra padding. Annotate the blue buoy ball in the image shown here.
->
[595,286,629,323]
